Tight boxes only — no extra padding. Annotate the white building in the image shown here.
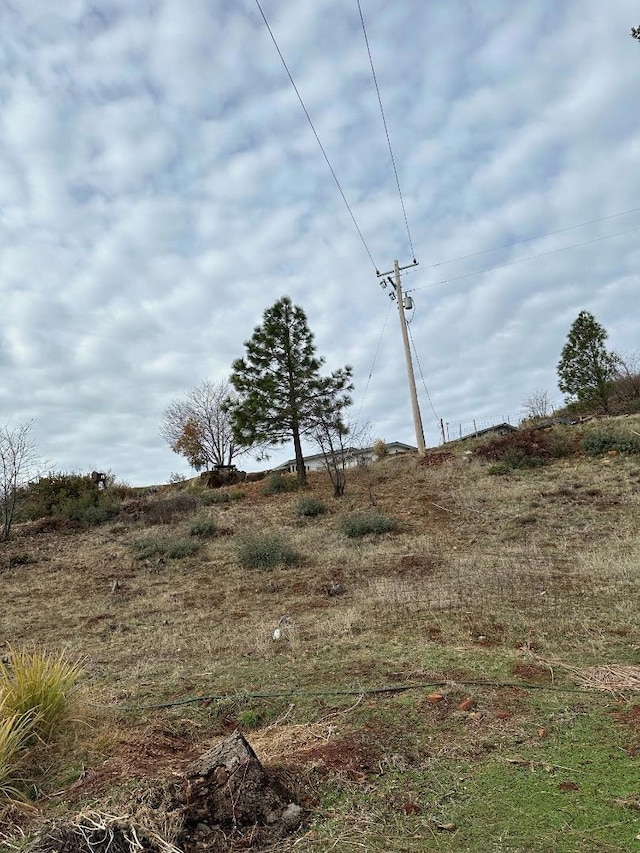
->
[272,442,417,474]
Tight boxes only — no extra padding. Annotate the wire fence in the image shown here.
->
[440,411,524,443]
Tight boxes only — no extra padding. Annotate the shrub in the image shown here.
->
[372,439,388,460]
[190,518,218,538]
[582,429,640,456]
[235,531,298,569]
[261,474,302,495]
[132,536,200,560]
[339,510,398,538]
[19,472,120,525]
[475,429,550,468]
[0,646,84,740]
[296,496,325,517]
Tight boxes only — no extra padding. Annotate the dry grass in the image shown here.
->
[1,421,640,849]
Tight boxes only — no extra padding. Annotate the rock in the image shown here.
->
[426,692,445,703]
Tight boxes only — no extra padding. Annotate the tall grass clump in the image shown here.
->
[261,474,302,496]
[0,647,84,740]
[340,510,398,538]
[296,496,325,517]
[0,707,34,801]
[235,531,299,569]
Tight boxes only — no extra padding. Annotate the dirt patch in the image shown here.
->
[422,452,455,467]
[291,732,384,781]
[612,703,640,756]
[66,725,203,800]
[512,663,552,684]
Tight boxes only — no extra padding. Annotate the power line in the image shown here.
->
[425,205,640,269]
[355,299,392,427]
[356,0,416,262]
[405,223,640,294]
[407,320,440,421]
[254,0,379,272]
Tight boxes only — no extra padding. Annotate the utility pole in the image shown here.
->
[378,260,426,456]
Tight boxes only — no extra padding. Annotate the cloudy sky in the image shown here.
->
[1,0,639,485]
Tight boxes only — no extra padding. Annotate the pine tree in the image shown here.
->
[227,296,353,482]
[557,311,619,413]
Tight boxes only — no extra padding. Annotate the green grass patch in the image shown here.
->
[439,711,639,852]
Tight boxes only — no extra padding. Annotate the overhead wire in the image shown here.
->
[355,299,392,427]
[424,205,640,269]
[254,0,379,272]
[407,319,440,421]
[404,223,640,293]
[356,0,417,261]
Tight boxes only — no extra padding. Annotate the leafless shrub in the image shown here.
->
[1,422,42,541]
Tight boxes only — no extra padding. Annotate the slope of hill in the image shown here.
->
[2,416,640,851]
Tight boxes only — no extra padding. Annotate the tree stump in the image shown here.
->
[182,730,302,835]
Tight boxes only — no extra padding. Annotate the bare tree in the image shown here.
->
[313,410,370,498]
[521,389,552,422]
[613,351,640,401]
[0,421,40,541]
[160,380,244,471]
[632,25,640,41]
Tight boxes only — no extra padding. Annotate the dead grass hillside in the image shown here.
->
[2,416,640,852]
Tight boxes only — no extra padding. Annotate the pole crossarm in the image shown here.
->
[376,260,419,279]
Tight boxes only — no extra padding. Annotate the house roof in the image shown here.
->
[272,441,418,470]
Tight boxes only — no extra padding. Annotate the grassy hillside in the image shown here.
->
[2,416,640,851]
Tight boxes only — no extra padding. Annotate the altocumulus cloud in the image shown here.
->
[0,0,639,484]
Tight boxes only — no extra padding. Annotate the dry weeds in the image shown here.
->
[1,429,639,849]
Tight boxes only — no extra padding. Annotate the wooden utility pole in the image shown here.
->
[377,260,426,456]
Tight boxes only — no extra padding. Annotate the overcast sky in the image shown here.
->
[1,0,639,485]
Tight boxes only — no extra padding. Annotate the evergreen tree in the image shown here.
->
[227,296,353,483]
[557,311,619,413]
